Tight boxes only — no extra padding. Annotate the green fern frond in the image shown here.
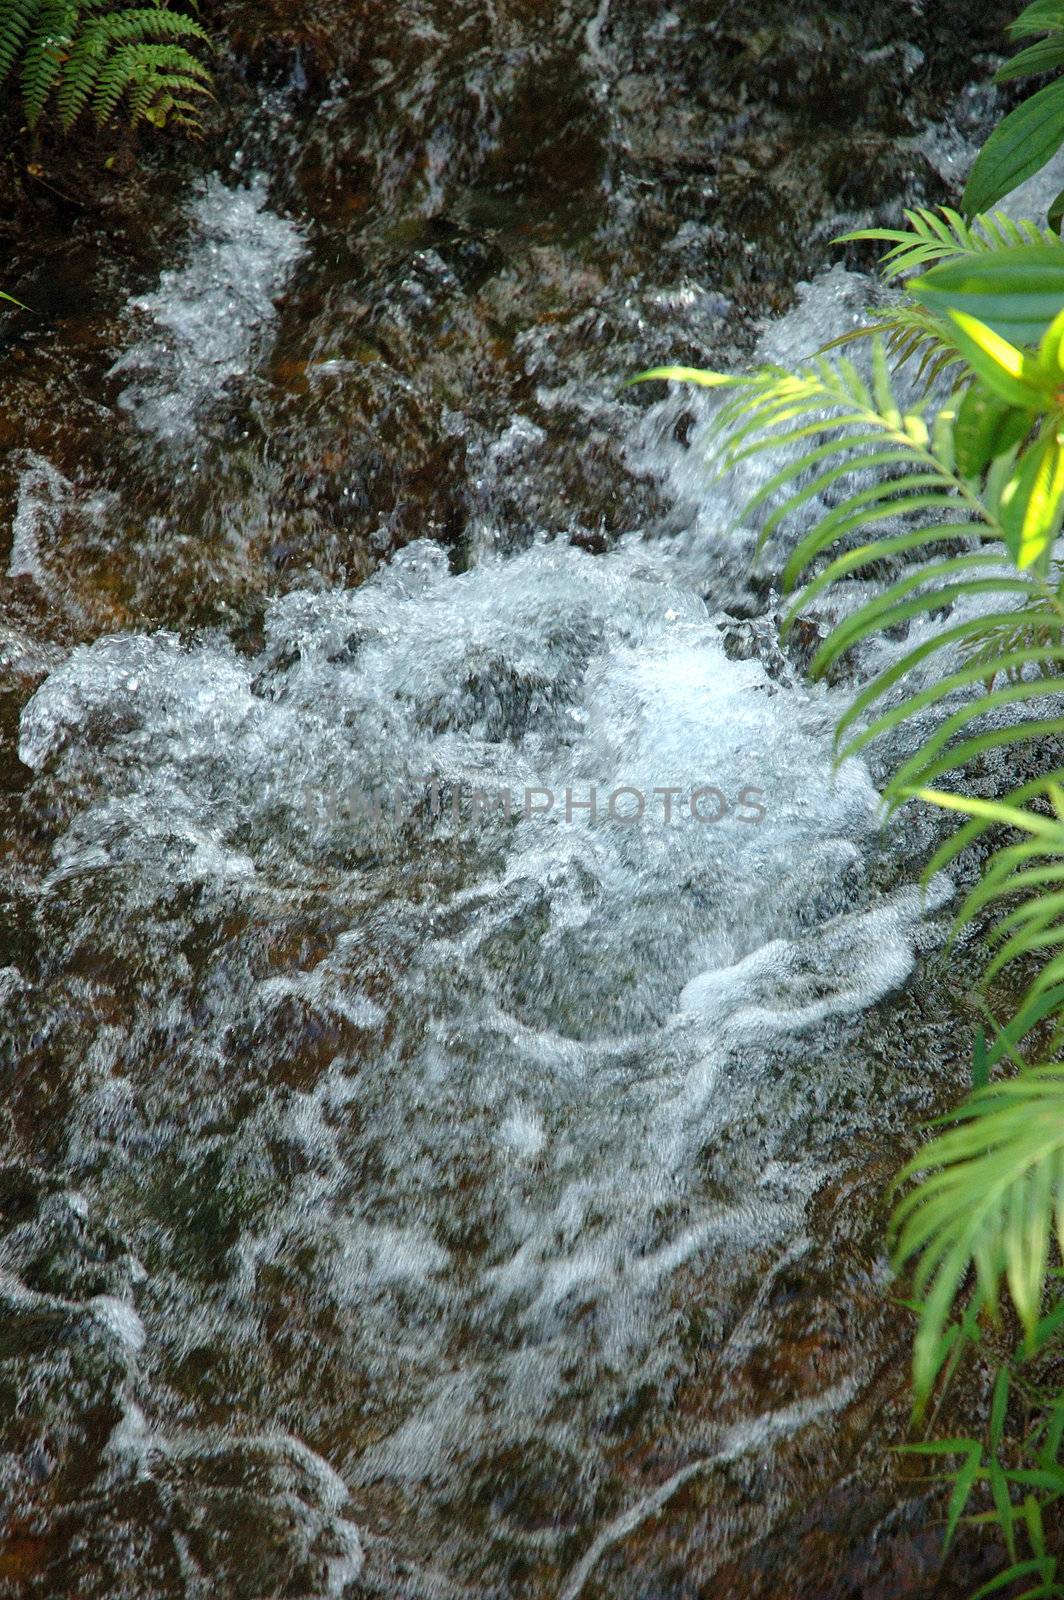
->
[127,70,207,127]
[820,304,970,393]
[0,0,37,80]
[891,1059,1064,1406]
[101,8,210,44]
[91,39,210,124]
[837,207,1064,282]
[55,5,209,128]
[1,0,214,135]
[56,12,109,125]
[20,0,78,128]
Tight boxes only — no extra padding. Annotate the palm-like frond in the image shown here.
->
[820,302,969,394]
[643,343,1064,809]
[906,1365,1064,1588]
[892,1058,1064,1406]
[918,786,1064,1047]
[827,210,1064,391]
[637,181,1064,1578]
[958,613,1064,682]
[836,207,1064,282]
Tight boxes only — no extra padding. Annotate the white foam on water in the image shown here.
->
[679,877,952,1044]
[89,1294,147,1355]
[19,506,950,1499]
[16,247,992,1587]
[8,453,69,589]
[0,967,26,1009]
[109,174,305,441]
[0,1266,144,1358]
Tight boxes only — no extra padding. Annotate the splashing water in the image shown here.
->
[0,3,1012,1594]
[10,368,955,1593]
[109,175,306,443]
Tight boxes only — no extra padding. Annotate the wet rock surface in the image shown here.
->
[0,0,1010,640]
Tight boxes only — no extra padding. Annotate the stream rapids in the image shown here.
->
[0,2,1031,1595]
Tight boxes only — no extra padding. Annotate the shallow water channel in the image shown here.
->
[0,2,1031,1595]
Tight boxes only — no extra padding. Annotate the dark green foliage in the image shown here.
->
[0,0,214,134]
[912,246,1064,346]
[964,1,1064,221]
[828,209,1064,392]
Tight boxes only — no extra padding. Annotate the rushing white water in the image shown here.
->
[12,241,973,1597]
[109,174,305,442]
[8,453,70,590]
[9,47,1040,1584]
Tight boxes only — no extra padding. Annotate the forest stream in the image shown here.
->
[0,3,1042,1595]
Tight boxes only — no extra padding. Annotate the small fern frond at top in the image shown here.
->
[1,0,214,134]
[836,207,1064,282]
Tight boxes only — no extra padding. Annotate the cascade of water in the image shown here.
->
[0,4,1024,1593]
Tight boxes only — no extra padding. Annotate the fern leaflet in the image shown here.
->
[1,0,214,134]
